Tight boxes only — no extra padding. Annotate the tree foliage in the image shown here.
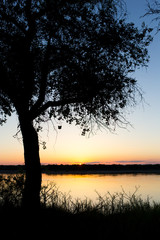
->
[0,0,152,133]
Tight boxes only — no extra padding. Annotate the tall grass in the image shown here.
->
[0,174,24,207]
[1,174,160,238]
[0,174,158,215]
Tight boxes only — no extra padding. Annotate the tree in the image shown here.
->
[0,0,152,208]
[145,0,160,32]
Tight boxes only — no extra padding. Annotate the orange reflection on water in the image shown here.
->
[42,173,160,202]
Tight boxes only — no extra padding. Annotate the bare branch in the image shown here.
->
[146,0,160,14]
[144,0,160,33]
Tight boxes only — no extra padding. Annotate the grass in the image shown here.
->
[1,174,160,239]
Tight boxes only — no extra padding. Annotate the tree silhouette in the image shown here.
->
[145,0,160,32]
[0,0,152,208]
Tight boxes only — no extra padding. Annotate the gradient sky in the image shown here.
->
[0,0,160,165]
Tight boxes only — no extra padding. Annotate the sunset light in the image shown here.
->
[0,0,160,167]
[1,1,160,238]
[0,111,160,165]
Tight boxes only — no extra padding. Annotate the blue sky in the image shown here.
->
[0,0,160,165]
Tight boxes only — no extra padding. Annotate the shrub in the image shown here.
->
[0,174,25,207]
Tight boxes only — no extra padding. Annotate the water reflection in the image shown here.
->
[42,174,160,203]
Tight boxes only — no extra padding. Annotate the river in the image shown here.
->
[42,173,160,203]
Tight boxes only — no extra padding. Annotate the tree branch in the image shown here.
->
[30,37,51,115]
[30,96,91,120]
[145,1,160,16]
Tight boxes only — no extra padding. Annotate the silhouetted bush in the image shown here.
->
[0,174,24,207]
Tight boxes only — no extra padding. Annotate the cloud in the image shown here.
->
[85,161,102,165]
[115,160,160,164]
[116,160,145,164]
[85,160,160,165]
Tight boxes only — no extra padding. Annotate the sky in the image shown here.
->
[0,0,160,165]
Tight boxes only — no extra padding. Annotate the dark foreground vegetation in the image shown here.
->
[1,175,160,239]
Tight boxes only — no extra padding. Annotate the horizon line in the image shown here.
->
[0,161,160,166]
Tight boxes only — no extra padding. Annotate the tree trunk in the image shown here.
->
[18,113,41,209]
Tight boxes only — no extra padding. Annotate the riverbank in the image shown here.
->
[1,204,160,239]
[0,164,160,174]
[0,174,160,239]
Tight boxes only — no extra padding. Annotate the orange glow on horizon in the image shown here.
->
[0,117,160,166]
[0,103,160,166]
[1,155,160,165]
[1,144,160,165]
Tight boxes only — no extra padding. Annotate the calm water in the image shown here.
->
[42,173,160,203]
